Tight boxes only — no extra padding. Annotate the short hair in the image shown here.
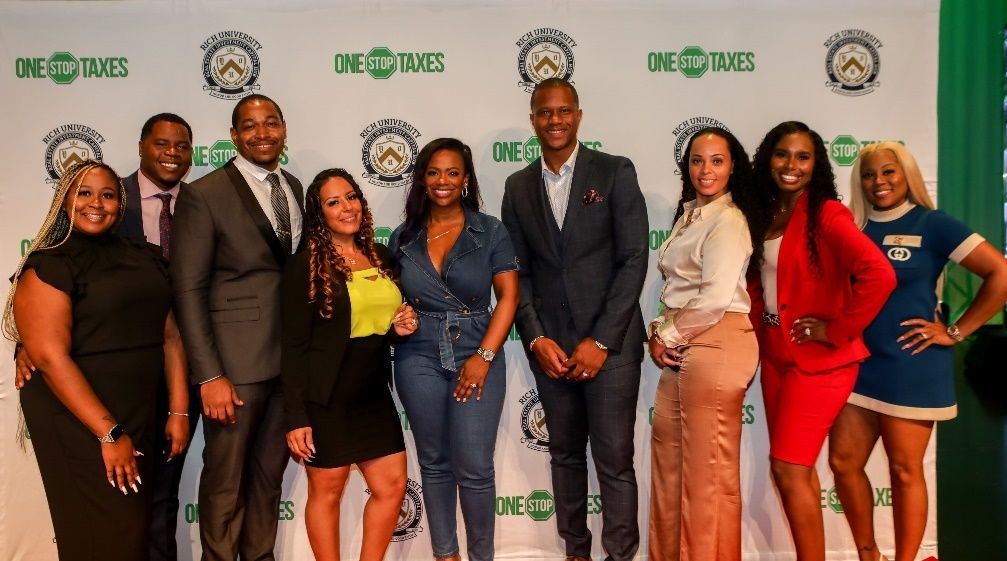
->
[231,94,284,130]
[530,78,579,109]
[140,113,192,142]
[849,142,933,228]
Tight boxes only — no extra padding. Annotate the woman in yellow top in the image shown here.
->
[281,168,418,561]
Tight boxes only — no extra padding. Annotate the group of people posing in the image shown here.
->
[4,77,1006,561]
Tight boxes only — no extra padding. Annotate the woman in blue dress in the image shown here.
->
[828,142,1007,561]
[389,137,519,561]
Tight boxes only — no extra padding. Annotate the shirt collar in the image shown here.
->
[681,191,734,222]
[868,199,915,222]
[233,153,280,182]
[137,169,181,199]
[541,143,580,178]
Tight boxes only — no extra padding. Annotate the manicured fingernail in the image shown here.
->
[135,451,144,457]
[108,479,115,487]
[136,475,142,485]
[120,486,128,495]
[130,483,139,493]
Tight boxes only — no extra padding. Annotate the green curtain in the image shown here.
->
[938,0,1005,319]
[937,4,1006,559]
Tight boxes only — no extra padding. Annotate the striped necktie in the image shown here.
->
[266,172,292,254]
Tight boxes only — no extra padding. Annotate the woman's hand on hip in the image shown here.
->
[898,318,955,354]
[286,427,315,464]
[454,355,490,403]
[791,316,830,345]
[101,434,142,495]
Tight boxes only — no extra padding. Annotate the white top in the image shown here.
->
[136,169,180,247]
[650,192,753,347]
[761,236,783,314]
[540,143,580,229]
[233,153,303,253]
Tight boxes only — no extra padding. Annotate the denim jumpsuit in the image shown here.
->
[389,209,518,561]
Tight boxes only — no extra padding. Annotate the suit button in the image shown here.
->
[414,297,421,304]
[561,302,567,309]
[470,297,477,303]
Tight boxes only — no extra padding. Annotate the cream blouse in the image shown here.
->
[650,192,753,347]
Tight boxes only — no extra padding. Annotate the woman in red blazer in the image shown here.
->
[749,121,895,561]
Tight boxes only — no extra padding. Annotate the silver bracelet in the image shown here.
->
[528,335,546,351]
[167,411,190,417]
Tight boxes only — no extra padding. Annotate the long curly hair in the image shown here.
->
[398,138,482,247]
[303,168,392,319]
[751,121,838,272]
[675,127,769,276]
[3,159,124,342]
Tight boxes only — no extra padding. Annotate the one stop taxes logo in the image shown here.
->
[184,500,296,523]
[191,139,289,169]
[334,47,445,79]
[15,52,128,84]
[497,491,603,520]
[647,46,755,77]
[492,137,603,165]
[825,135,905,167]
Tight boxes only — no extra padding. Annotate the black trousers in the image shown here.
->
[197,378,289,561]
[149,382,202,561]
[533,360,642,561]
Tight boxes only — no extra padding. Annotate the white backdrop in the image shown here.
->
[0,1,940,560]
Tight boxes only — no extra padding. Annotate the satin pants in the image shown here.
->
[649,312,759,561]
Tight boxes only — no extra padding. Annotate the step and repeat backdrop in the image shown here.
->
[0,1,940,560]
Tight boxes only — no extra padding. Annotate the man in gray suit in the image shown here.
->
[170,94,303,561]
[501,78,648,561]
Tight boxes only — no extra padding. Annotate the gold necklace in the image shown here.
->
[336,244,358,265]
[427,225,457,242]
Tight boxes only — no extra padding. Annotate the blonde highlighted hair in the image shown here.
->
[849,142,934,228]
[3,159,125,342]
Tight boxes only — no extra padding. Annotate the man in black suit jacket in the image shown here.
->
[171,95,303,561]
[501,78,649,561]
[120,113,202,561]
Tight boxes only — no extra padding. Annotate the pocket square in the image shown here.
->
[582,189,605,204]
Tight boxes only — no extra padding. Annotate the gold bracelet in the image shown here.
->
[167,411,190,417]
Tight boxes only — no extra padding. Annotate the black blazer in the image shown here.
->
[280,244,394,431]
[117,170,188,241]
[501,145,649,370]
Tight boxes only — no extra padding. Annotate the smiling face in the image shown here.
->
[859,149,909,211]
[769,132,816,195]
[530,85,582,159]
[230,99,286,170]
[139,120,192,190]
[688,133,733,206]
[65,167,121,236]
[319,177,362,239]
[424,149,468,210]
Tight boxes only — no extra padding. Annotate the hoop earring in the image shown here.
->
[462,183,469,198]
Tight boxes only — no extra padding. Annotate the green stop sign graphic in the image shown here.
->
[523,136,541,164]
[366,47,397,79]
[677,46,709,78]
[47,52,79,85]
[209,140,237,169]
[829,135,861,167]
[525,490,555,521]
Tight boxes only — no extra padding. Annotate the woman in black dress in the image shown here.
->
[3,159,189,561]
[281,168,418,561]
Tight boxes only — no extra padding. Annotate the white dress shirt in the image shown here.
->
[541,143,580,229]
[233,153,303,253]
[651,192,753,347]
[137,170,180,247]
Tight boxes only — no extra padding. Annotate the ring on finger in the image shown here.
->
[921,332,928,340]
[803,327,811,337]
[469,383,477,388]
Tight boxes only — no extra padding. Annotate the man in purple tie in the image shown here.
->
[119,112,201,561]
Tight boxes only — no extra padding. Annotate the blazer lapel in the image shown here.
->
[223,160,288,266]
[560,145,593,249]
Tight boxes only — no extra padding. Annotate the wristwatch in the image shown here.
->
[593,339,608,351]
[475,347,496,363]
[946,324,963,343]
[98,423,125,444]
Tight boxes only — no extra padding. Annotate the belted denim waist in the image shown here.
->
[416,307,492,371]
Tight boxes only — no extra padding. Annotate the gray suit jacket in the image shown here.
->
[170,159,304,385]
[501,145,648,370]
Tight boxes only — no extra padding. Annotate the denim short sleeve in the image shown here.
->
[488,218,520,275]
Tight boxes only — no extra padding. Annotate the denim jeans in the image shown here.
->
[395,351,505,561]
